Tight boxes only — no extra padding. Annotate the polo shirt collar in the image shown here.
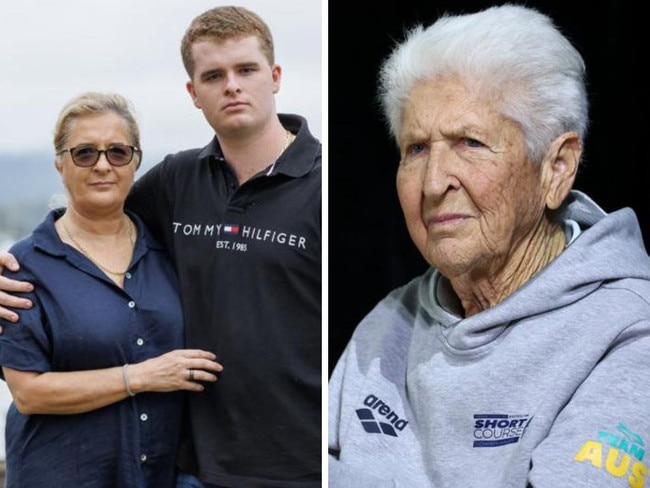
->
[196,113,321,179]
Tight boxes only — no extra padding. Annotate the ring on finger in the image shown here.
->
[188,369,195,381]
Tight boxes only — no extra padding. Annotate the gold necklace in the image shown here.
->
[61,217,134,276]
[266,130,295,177]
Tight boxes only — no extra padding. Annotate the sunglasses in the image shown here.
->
[58,144,141,167]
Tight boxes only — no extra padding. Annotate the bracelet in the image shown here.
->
[122,364,136,397]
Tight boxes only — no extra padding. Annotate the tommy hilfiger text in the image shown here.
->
[172,222,307,249]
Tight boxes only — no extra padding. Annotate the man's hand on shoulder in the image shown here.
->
[0,252,34,330]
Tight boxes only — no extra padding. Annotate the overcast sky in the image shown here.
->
[0,0,322,166]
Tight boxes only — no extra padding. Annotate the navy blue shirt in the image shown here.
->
[0,208,184,488]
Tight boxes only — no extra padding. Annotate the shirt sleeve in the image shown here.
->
[127,158,171,244]
[329,345,397,487]
[328,328,431,488]
[528,323,650,487]
[329,454,397,487]
[0,277,52,375]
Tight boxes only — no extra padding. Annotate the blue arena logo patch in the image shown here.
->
[356,394,409,437]
[473,413,533,447]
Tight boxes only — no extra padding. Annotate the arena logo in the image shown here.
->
[574,422,647,487]
[472,413,533,448]
[356,394,409,437]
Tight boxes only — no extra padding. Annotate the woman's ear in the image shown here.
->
[541,132,581,210]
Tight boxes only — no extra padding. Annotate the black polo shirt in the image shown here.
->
[127,114,322,487]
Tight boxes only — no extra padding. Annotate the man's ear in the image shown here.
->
[541,132,581,210]
[271,64,282,94]
[186,80,201,109]
[54,157,63,174]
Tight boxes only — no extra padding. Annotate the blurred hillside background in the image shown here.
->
[1,152,79,248]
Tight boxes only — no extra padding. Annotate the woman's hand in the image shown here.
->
[127,349,224,393]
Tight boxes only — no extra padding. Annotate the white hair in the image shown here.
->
[378,3,588,164]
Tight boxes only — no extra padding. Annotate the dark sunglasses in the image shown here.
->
[58,144,141,167]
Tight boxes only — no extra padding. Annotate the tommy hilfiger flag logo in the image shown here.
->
[356,394,409,437]
[223,224,240,235]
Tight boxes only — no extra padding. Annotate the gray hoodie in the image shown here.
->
[329,191,650,487]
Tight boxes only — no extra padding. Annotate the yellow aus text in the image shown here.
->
[575,440,648,488]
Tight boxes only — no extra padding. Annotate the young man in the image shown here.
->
[0,6,321,488]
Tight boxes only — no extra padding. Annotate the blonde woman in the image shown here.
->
[0,92,222,487]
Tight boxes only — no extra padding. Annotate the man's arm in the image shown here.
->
[0,252,34,326]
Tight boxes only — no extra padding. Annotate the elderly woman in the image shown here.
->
[329,4,650,487]
[0,92,222,487]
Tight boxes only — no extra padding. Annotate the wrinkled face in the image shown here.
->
[396,77,549,279]
[56,112,136,215]
[186,35,281,138]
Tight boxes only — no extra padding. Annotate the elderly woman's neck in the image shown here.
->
[453,220,567,318]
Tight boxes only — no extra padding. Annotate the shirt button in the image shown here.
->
[136,338,144,346]
[140,413,148,421]
[128,301,136,309]
[140,454,147,463]
[125,272,132,279]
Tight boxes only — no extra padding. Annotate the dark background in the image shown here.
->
[328,1,649,374]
